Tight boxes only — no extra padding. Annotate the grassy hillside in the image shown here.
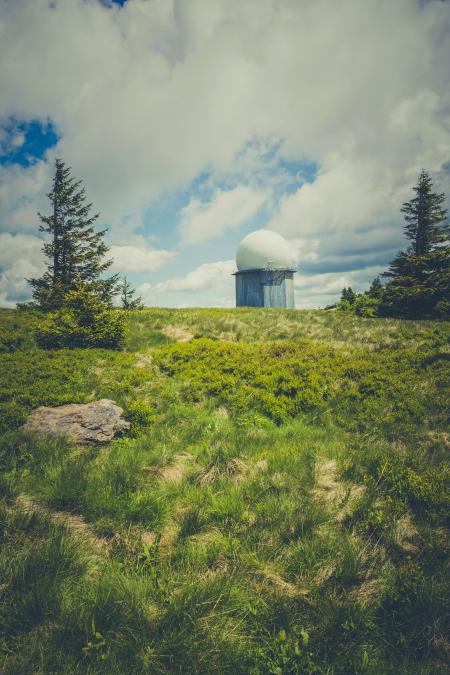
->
[0,308,449,674]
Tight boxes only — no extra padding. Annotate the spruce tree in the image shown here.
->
[380,170,449,318]
[28,159,118,310]
[120,276,144,310]
[385,170,448,280]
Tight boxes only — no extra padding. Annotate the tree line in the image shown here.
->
[337,169,449,319]
[23,160,449,350]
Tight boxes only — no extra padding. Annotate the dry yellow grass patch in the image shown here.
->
[157,453,194,483]
[261,568,309,598]
[314,458,365,522]
[394,515,420,555]
[135,353,153,368]
[233,458,268,483]
[349,576,385,607]
[161,326,194,342]
[187,529,221,547]
[157,521,181,559]
[215,406,229,418]
[141,530,157,547]
[15,494,107,552]
[195,457,247,486]
[314,459,343,502]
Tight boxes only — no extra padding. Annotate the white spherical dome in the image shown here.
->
[236,230,294,271]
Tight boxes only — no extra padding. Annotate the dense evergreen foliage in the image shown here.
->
[35,284,126,350]
[340,287,356,304]
[379,247,450,319]
[367,276,383,299]
[28,159,119,310]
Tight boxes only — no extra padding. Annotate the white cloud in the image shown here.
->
[2,0,448,229]
[1,0,450,306]
[109,244,176,272]
[138,259,235,306]
[0,293,17,309]
[0,232,45,303]
[155,259,235,292]
[0,231,177,306]
[0,161,52,233]
[0,126,25,156]
[294,265,385,309]
[180,186,268,245]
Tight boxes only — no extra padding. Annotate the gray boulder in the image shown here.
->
[23,399,130,443]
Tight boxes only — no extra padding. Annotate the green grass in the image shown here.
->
[0,307,449,673]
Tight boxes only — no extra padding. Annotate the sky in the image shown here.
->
[0,0,449,309]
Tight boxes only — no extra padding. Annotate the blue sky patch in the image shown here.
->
[0,118,59,167]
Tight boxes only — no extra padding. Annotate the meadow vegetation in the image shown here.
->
[0,307,448,674]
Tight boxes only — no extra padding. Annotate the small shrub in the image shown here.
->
[353,294,381,317]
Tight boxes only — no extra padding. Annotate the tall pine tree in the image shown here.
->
[28,159,118,310]
[380,170,449,318]
[385,170,448,280]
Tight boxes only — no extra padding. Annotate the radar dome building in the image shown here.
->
[234,230,296,308]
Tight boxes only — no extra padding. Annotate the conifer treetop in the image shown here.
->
[400,169,448,256]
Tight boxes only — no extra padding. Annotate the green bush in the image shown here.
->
[353,294,381,317]
[35,286,125,350]
[337,294,381,317]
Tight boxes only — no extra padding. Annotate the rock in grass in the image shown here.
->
[23,399,130,443]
